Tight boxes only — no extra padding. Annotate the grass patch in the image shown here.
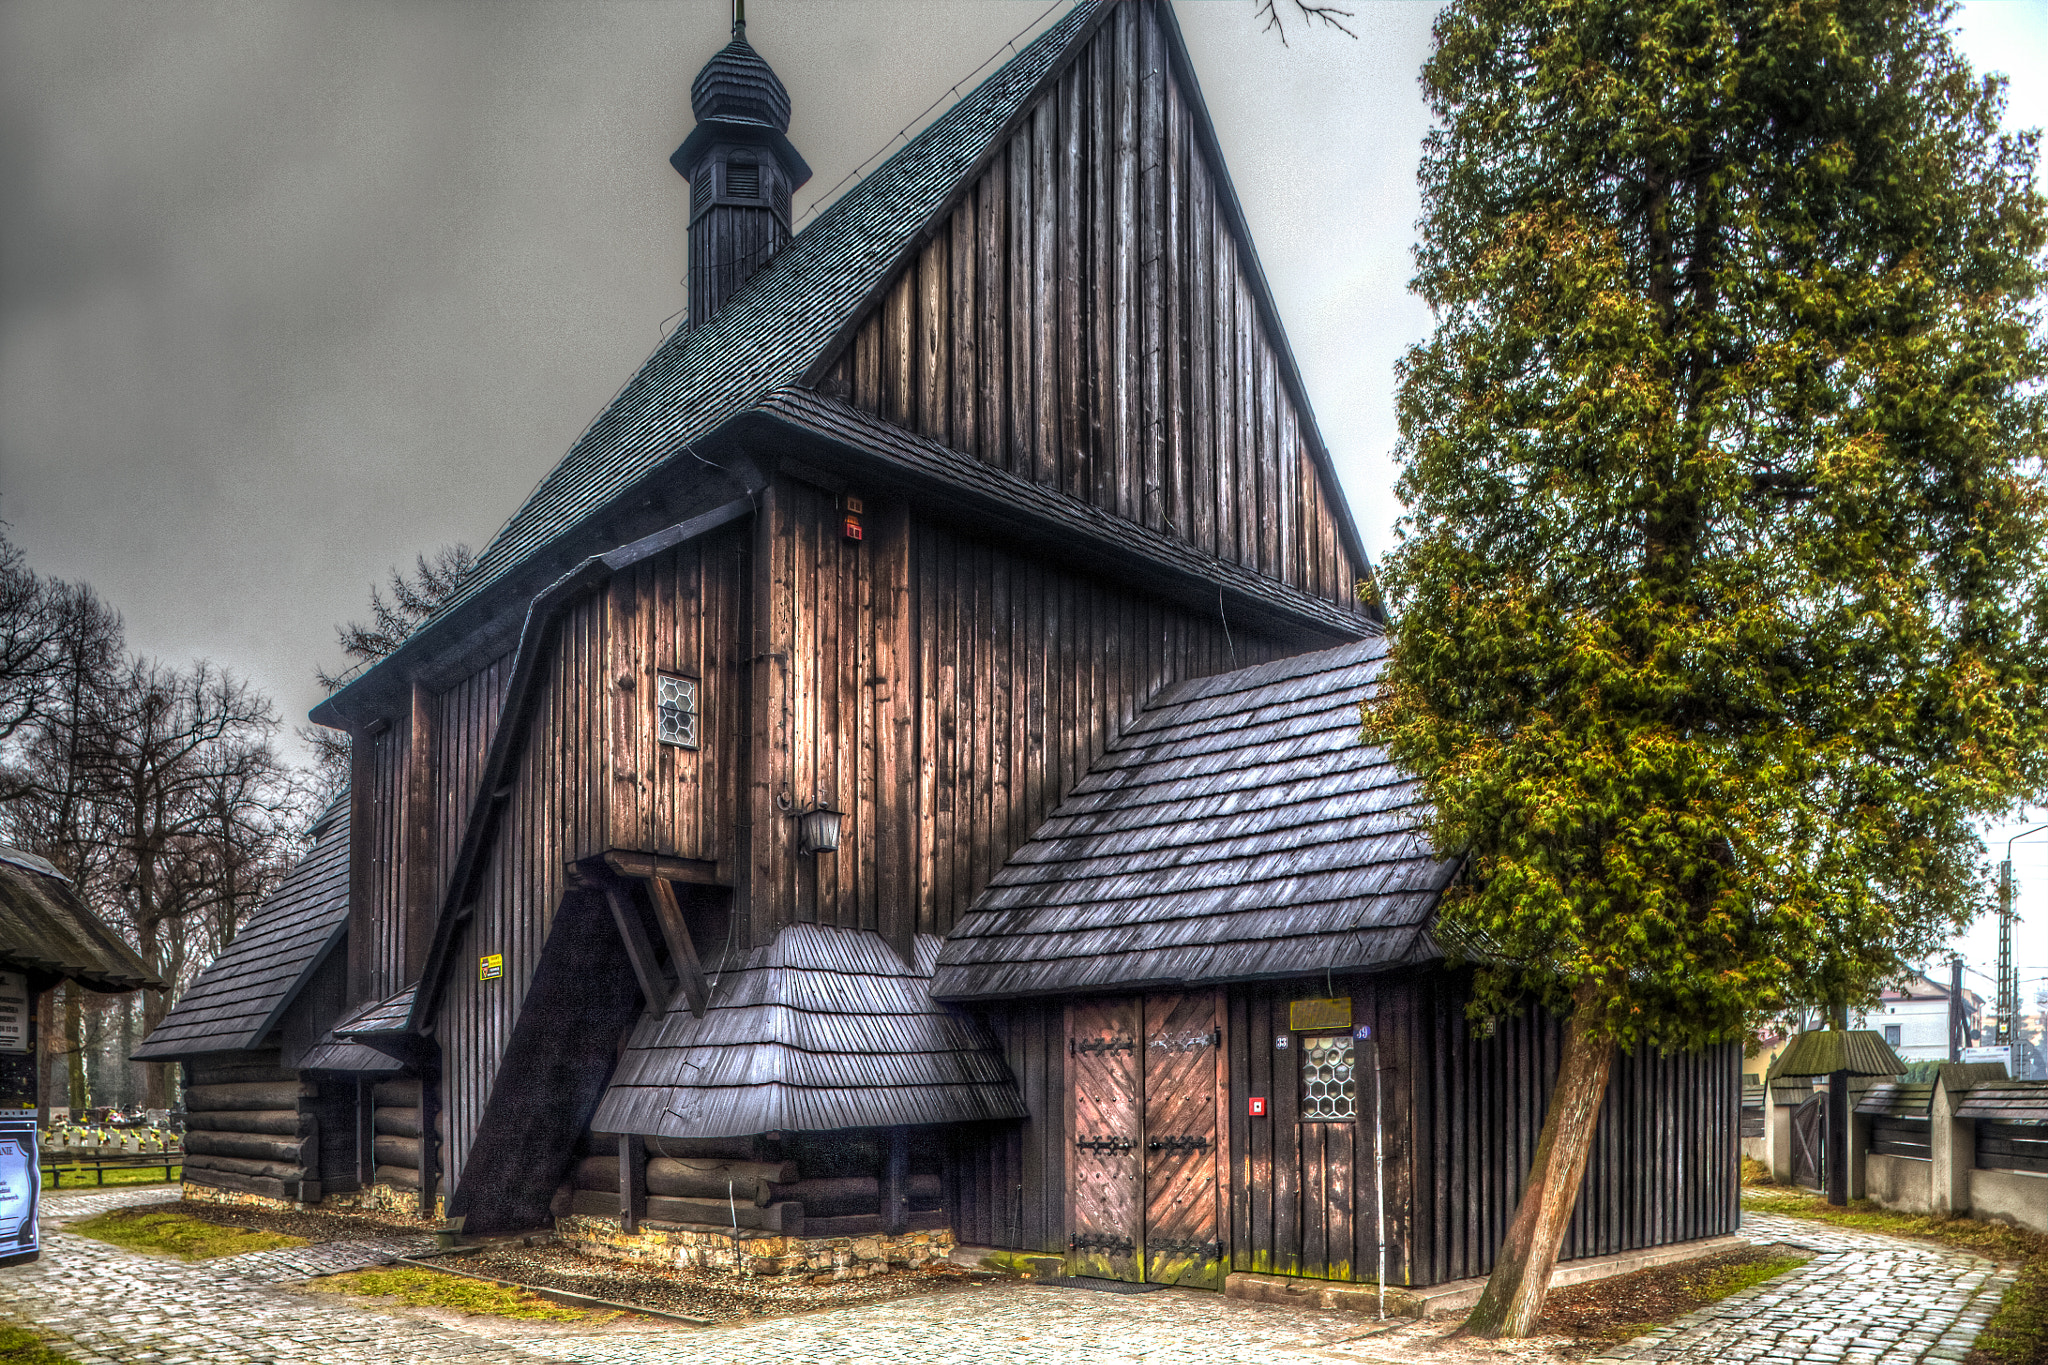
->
[41,1163,180,1191]
[1743,1185,2048,1365]
[0,1322,76,1364]
[65,1206,305,1261]
[1540,1245,1810,1347]
[306,1267,599,1322]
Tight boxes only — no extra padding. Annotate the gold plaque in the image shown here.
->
[1289,996,1352,1033]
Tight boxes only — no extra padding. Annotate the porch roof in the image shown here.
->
[593,923,1025,1138]
[932,637,1457,1001]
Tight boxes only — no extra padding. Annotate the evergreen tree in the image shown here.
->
[1367,0,2048,1335]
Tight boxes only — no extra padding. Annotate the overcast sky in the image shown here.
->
[2,0,2045,1001]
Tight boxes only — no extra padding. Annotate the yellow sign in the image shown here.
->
[1289,996,1352,1033]
[479,954,503,982]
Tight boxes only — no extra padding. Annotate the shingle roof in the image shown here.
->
[1855,1082,1934,1119]
[932,638,1457,1001]
[592,923,1026,1138]
[1955,1079,2048,1125]
[332,984,418,1039]
[429,1,1103,634]
[0,849,160,992]
[131,805,350,1061]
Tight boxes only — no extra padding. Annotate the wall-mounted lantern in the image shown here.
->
[796,803,843,856]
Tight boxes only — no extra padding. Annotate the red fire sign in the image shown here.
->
[843,514,864,542]
[1248,1097,1267,1117]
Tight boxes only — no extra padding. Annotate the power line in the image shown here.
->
[793,0,1073,228]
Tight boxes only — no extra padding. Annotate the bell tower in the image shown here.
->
[671,3,811,324]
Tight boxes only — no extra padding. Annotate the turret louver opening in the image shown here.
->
[671,11,811,325]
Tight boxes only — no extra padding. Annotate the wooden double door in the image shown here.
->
[1067,993,1226,1288]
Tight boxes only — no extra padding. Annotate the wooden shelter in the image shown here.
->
[139,0,1737,1290]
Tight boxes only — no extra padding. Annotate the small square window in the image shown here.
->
[1300,1034,1355,1121]
[657,674,699,749]
[1883,1024,1901,1047]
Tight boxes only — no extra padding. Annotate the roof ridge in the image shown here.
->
[394,3,1106,660]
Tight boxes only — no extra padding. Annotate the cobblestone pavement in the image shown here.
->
[0,1189,2021,1364]
[1584,1210,2017,1365]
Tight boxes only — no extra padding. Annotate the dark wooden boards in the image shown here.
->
[821,1,1366,618]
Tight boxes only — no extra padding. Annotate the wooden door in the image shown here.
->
[1067,997,1142,1281]
[1792,1093,1824,1191]
[1143,993,1224,1288]
[1294,1031,1376,1281]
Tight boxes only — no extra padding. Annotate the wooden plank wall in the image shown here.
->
[431,657,510,919]
[1227,976,1419,1284]
[350,721,409,1005]
[437,591,614,1186]
[948,999,1068,1254]
[602,527,749,863]
[821,2,1365,616]
[748,480,1284,944]
[1409,973,1741,1286]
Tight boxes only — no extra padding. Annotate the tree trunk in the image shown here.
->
[1464,987,1618,1338]
[64,984,88,1112]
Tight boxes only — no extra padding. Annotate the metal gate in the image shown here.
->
[1067,993,1225,1288]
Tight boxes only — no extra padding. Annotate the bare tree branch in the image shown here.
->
[1255,0,1358,44]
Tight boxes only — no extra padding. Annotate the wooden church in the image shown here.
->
[138,0,1738,1294]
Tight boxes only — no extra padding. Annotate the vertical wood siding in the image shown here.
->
[437,592,613,1185]
[1407,974,1741,1286]
[745,480,1285,945]
[433,531,750,1187]
[949,999,1069,1254]
[1228,976,1418,1284]
[822,2,1365,616]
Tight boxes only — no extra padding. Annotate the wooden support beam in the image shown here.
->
[619,1131,645,1235]
[603,849,725,887]
[640,876,710,1020]
[601,883,673,1021]
[356,1079,375,1190]
[417,1050,440,1219]
[885,1125,910,1236]
[404,683,437,983]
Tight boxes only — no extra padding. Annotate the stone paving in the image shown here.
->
[0,1187,2022,1364]
[1584,1211,2016,1365]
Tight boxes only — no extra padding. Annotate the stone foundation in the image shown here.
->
[556,1213,954,1278]
[181,1180,442,1226]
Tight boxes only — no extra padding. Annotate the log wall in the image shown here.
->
[180,1052,322,1203]
[820,1,1367,616]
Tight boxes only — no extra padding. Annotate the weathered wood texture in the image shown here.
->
[947,999,1069,1254]
[179,1051,323,1200]
[935,639,1452,1000]
[1406,973,1741,1287]
[823,2,1365,615]
[1229,978,1408,1284]
[746,481,1279,947]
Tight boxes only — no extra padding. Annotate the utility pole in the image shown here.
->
[1998,858,2016,1052]
[1950,953,1965,1062]
[1998,823,2048,1074]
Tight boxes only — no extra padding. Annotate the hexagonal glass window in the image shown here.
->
[1300,1034,1355,1120]
[657,673,699,749]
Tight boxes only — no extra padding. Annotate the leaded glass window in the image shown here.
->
[657,674,699,748]
[1300,1034,1356,1120]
